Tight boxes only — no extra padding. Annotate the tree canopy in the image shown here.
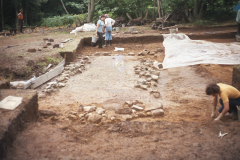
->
[0,0,239,31]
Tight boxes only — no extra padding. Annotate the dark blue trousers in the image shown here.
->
[218,97,240,113]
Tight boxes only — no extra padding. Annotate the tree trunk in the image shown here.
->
[60,0,69,15]
[25,1,27,25]
[87,0,101,22]
[157,0,161,18]
[15,3,18,30]
[184,0,206,23]
[153,0,155,19]
[138,0,142,18]
[1,0,4,28]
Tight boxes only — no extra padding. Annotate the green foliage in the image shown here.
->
[46,56,61,65]
[41,13,88,27]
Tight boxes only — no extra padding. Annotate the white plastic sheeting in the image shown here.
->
[162,34,240,69]
[70,23,96,34]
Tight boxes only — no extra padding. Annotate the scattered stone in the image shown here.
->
[48,39,54,42]
[69,111,77,115]
[151,109,164,116]
[116,108,132,114]
[146,112,152,116]
[28,48,36,52]
[88,114,102,123]
[145,72,151,77]
[43,45,48,48]
[132,105,143,111]
[138,79,146,84]
[153,92,160,98]
[103,52,111,56]
[138,52,143,56]
[128,52,135,56]
[155,48,163,52]
[58,83,66,88]
[110,117,115,121]
[39,110,56,116]
[53,44,59,48]
[125,101,132,106]
[132,100,139,105]
[145,103,163,112]
[140,85,148,90]
[146,78,152,82]
[131,31,138,34]
[135,70,141,74]
[121,115,133,121]
[151,71,160,76]
[132,109,136,113]
[79,114,85,118]
[151,75,159,81]
[102,114,106,117]
[78,105,83,112]
[43,38,48,41]
[158,63,163,69]
[149,52,155,55]
[84,106,96,112]
[56,76,65,82]
[96,107,105,115]
[94,52,100,56]
[142,50,149,55]
[47,42,51,45]
[51,116,58,121]
[38,48,42,51]
[108,126,120,132]
[134,84,140,88]
[139,72,145,77]
[68,114,78,120]
[137,112,147,117]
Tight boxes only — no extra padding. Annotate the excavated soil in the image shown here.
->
[2,25,240,159]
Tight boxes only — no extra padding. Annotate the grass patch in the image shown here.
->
[38,62,47,66]
[46,56,62,64]
[17,34,31,39]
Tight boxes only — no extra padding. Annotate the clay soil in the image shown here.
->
[2,24,240,159]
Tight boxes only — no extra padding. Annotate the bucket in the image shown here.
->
[116,27,121,32]
[237,106,240,121]
[236,35,240,42]
[122,24,125,28]
[92,36,98,43]
[129,27,135,32]
[169,29,176,34]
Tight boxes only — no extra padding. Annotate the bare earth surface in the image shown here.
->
[1,24,240,159]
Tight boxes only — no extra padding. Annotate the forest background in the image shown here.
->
[0,0,239,31]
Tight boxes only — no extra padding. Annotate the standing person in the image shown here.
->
[95,15,105,48]
[104,14,115,47]
[18,9,24,34]
[205,83,240,121]
[237,9,240,35]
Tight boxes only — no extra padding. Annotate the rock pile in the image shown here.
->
[134,58,162,98]
[42,101,164,124]
[41,56,90,94]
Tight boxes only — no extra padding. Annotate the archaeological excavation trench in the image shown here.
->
[1,32,240,159]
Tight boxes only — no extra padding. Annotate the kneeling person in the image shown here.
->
[206,83,240,121]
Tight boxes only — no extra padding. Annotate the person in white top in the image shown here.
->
[236,9,240,35]
[104,14,115,46]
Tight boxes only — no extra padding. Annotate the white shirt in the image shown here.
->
[237,10,240,23]
[105,18,115,27]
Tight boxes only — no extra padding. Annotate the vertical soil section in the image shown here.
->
[0,90,38,159]
[232,65,240,91]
